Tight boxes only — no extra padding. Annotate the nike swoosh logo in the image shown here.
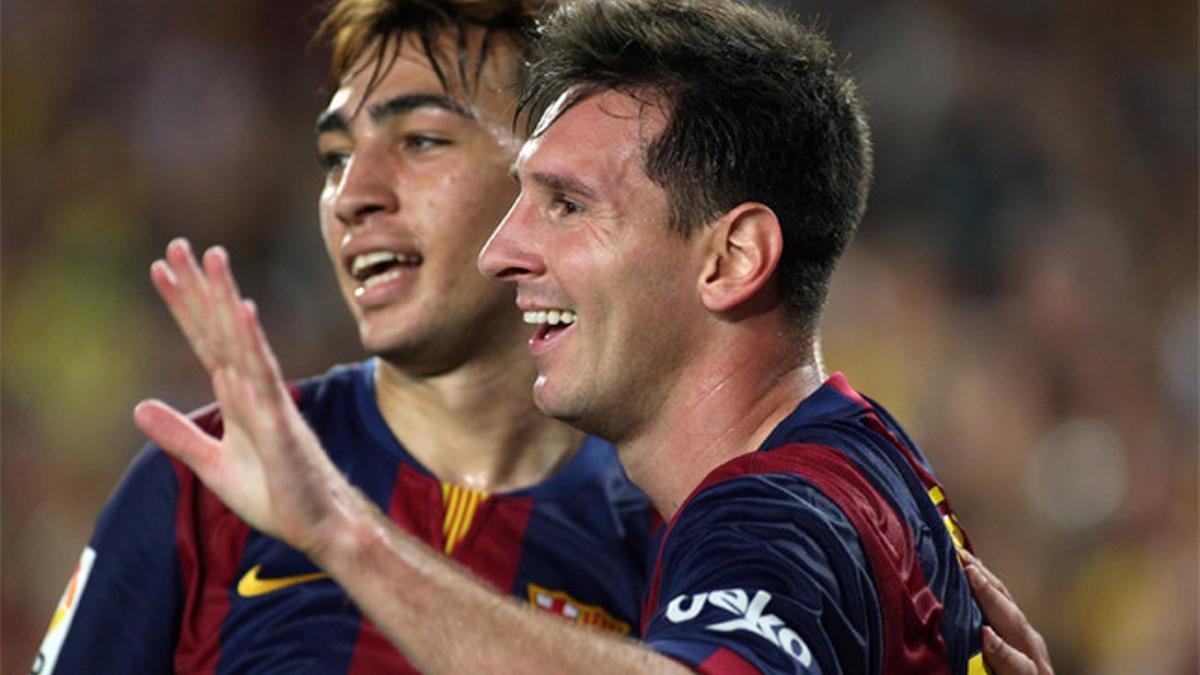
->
[237,564,330,597]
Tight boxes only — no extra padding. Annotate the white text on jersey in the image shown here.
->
[666,588,813,667]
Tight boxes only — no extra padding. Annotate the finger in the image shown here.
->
[960,549,1014,600]
[162,239,232,371]
[208,299,290,442]
[165,239,216,338]
[982,625,1036,675]
[134,399,223,477]
[202,246,245,366]
[966,564,1036,656]
[209,363,266,449]
[239,299,287,398]
[149,259,222,373]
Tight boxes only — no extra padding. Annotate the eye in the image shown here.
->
[550,196,582,218]
[405,134,450,151]
[318,150,349,177]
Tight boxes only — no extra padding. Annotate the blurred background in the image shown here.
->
[2,0,1195,672]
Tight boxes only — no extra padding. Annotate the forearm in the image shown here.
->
[312,486,689,675]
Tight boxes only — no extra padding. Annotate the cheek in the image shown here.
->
[317,201,344,264]
[428,172,517,248]
[455,153,518,200]
[614,249,687,330]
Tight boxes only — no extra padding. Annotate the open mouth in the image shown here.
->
[524,309,577,343]
[349,250,422,296]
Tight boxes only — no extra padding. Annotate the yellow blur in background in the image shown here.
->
[2,1,1196,673]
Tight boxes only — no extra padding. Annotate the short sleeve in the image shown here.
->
[643,474,881,675]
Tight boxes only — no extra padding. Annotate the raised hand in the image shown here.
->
[962,550,1054,675]
[134,239,358,556]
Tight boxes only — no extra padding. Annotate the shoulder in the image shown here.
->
[663,461,870,582]
[646,467,881,674]
[176,360,371,443]
[288,361,369,412]
[98,443,186,526]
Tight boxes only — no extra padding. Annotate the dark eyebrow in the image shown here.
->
[315,110,348,137]
[528,171,598,201]
[315,93,474,138]
[368,93,473,124]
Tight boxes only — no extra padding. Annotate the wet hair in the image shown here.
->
[315,0,543,102]
[521,0,873,334]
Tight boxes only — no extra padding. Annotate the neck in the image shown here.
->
[618,326,826,519]
[374,351,584,494]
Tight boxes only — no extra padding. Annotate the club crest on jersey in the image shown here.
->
[526,583,631,636]
[666,588,813,667]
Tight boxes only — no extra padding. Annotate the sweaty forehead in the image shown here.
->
[535,88,668,145]
[525,90,666,170]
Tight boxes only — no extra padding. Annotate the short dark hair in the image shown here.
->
[315,0,543,101]
[521,0,873,334]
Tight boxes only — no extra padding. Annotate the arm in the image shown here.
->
[961,550,1054,675]
[133,239,690,675]
[33,448,182,674]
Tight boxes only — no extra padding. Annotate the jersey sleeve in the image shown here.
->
[643,475,881,675]
[32,446,184,674]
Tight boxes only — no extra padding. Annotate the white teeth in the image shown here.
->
[350,250,418,278]
[354,268,406,296]
[362,268,404,289]
[523,310,577,326]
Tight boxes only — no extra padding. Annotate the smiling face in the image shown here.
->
[316,32,524,374]
[478,90,710,440]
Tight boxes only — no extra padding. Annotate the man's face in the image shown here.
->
[317,33,523,374]
[479,90,708,441]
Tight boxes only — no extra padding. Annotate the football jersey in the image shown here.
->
[34,359,655,674]
[642,373,986,675]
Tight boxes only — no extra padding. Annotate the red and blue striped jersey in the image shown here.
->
[641,373,986,675]
[35,359,655,674]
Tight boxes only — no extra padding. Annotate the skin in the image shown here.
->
[482,91,707,444]
[309,31,582,492]
[133,46,1051,675]
[136,243,692,674]
[134,326,1053,673]
[963,549,1055,674]
[480,90,823,516]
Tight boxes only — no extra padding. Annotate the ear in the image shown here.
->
[697,202,783,314]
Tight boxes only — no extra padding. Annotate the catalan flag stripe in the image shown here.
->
[441,484,489,555]
[451,490,470,543]
[442,486,462,553]
[460,491,481,543]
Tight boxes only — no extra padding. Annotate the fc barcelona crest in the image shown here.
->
[526,583,631,636]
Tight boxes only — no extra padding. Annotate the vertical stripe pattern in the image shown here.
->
[441,484,489,555]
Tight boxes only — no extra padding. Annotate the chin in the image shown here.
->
[533,383,607,437]
[532,381,572,420]
[357,312,429,352]
[360,329,426,363]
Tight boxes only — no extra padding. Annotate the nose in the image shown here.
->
[333,147,399,227]
[478,194,544,282]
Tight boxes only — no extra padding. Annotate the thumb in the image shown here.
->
[134,399,220,473]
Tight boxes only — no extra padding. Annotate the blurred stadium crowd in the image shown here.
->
[2,0,1195,673]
